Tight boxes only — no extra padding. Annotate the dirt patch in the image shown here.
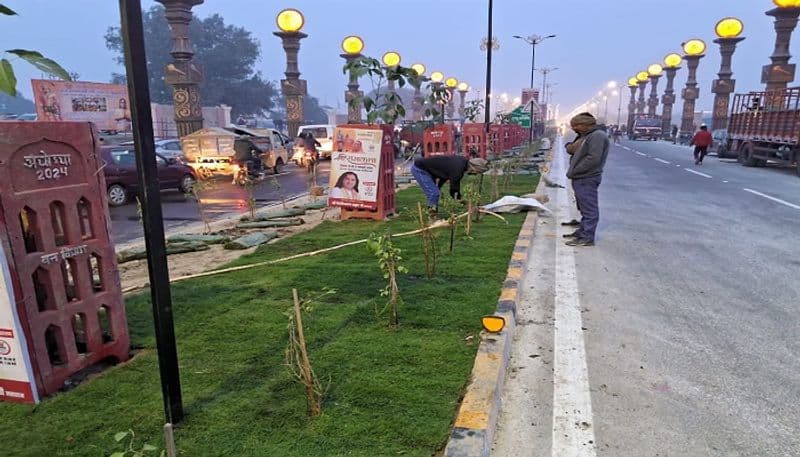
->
[118,196,339,293]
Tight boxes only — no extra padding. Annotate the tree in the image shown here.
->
[0,91,34,114]
[105,5,275,117]
[0,4,71,96]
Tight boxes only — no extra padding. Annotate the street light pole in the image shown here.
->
[712,18,745,130]
[513,33,555,143]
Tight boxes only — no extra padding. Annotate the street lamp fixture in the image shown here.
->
[715,17,744,38]
[446,77,458,88]
[774,0,800,7]
[664,53,683,68]
[647,64,664,76]
[430,71,444,83]
[680,38,707,136]
[607,81,618,89]
[410,63,426,120]
[682,39,707,56]
[274,8,308,138]
[636,71,649,82]
[411,63,426,76]
[457,82,469,92]
[514,33,556,143]
[661,54,683,136]
[276,8,304,33]
[382,51,401,67]
[628,77,639,87]
[341,35,364,55]
[712,17,746,129]
[340,35,364,123]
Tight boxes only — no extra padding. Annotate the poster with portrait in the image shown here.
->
[0,244,38,404]
[328,127,384,210]
[31,80,131,133]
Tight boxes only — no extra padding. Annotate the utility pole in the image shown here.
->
[539,67,558,122]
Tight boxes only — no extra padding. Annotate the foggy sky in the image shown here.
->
[2,0,796,122]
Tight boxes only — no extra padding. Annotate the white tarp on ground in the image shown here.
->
[482,195,551,214]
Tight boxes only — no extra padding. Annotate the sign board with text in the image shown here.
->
[328,127,384,210]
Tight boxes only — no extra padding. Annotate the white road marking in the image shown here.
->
[723,180,729,183]
[743,188,800,210]
[654,158,671,164]
[635,151,646,156]
[676,165,681,167]
[685,169,713,178]
[622,146,631,151]
[551,138,597,457]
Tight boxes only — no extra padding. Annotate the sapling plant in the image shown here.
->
[270,175,287,209]
[285,288,335,418]
[109,430,164,457]
[461,183,482,237]
[185,178,213,234]
[416,202,437,279]
[366,231,408,326]
[440,195,462,253]
[244,178,257,221]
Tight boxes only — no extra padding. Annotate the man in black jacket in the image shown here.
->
[411,155,488,212]
[564,113,610,246]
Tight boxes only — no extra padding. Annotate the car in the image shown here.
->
[100,146,197,206]
[538,137,552,151]
[119,138,185,159]
[709,129,731,158]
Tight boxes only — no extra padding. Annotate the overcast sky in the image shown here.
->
[2,0,796,122]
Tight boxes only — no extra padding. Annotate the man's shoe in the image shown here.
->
[561,219,581,226]
[562,230,580,238]
[565,238,594,247]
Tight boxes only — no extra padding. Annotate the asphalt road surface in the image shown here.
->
[493,136,800,456]
[109,161,331,245]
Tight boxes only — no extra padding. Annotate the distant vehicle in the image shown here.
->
[180,127,288,177]
[539,137,552,151]
[728,88,800,176]
[100,146,197,206]
[225,126,289,174]
[16,113,37,121]
[709,129,731,158]
[295,124,335,159]
[629,115,662,141]
[119,138,184,159]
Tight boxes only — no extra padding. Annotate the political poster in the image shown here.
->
[31,80,131,133]
[328,127,384,210]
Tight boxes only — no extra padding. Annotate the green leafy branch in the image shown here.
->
[0,5,72,96]
[366,231,408,326]
[110,430,164,457]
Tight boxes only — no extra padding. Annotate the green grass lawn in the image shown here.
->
[1,175,538,457]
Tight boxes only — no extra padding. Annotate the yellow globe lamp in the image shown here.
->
[382,51,401,67]
[411,63,426,76]
[276,8,304,33]
[664,53,682,68]
[341,35,364,55]
[628,77,639,87]
[774,0,800,7]
[430,71,444,83]
[445,77,458,88]
[682,39,707,56]
[457,82,469,91]
[647,63,664,76]
[636,71,649,82]
[715,17,744,39]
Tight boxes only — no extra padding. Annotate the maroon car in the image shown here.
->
[100,146,197,206]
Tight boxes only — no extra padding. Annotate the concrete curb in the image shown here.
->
[443,171,548,457]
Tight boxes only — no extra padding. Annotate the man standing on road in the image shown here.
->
[691,124,713,165]
[564,113,610,247]
[411,154,488,217]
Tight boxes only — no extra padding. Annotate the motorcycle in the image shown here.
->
[231,159,262,186]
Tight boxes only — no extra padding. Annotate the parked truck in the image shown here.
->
[629,115,663,141]
[727,88,800,176]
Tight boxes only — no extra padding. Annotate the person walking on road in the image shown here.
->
[564,113,610,247]
[410,154,488,217]
[691,124,713,165]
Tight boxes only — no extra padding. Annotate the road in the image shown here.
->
[109,161,331,245]
[492,137,800,456]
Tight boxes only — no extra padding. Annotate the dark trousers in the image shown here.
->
[572,174,602,242]
[694,145,708,163]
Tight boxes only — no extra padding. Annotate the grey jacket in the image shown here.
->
[567,128,610,179]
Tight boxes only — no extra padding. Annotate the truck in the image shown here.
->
[629,115,663,141]
[727,88,800,176]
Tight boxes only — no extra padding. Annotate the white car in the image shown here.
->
[118,139,184,159]
[539,137,552,151]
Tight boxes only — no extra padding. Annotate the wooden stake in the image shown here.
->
[163,423,177,457]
